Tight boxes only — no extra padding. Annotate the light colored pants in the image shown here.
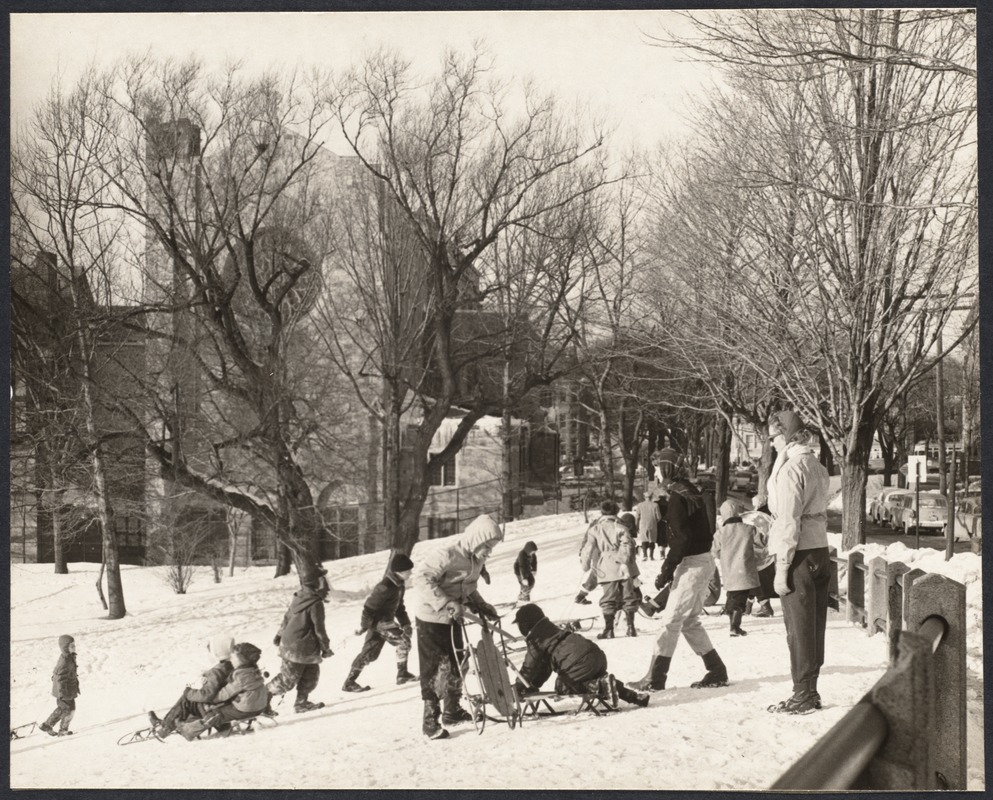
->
[653,552,716,659]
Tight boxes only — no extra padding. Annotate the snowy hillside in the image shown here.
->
[9,512,984,790]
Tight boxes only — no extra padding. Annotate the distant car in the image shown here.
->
[950,496,982,542]
[731,467,756,492]
[873,488,911,526]
[893,492,947,535]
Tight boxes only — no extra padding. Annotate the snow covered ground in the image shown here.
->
[9,509,984,790]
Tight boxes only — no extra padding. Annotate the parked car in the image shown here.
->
[731,466,756,493]
[950,496,982,543]
[893,492,947,535]
[873,488,911,526]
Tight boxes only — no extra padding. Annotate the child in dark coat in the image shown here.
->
[342,553,417,692]
[511,604,649,708]
[267,566,333,713]
[40,634,79,736]
[513,541,538,602]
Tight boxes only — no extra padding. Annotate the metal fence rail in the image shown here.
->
[771,572,967,790]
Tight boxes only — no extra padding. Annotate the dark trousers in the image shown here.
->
[751,563,776,602]
[600,579,640,615]
[161,694,212,733]
[44,698,75,731]
[416,619,465,707]
[781,547,831,694]
[724,589,751,614]
[267,659,320,701]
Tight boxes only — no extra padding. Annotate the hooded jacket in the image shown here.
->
[767,442,830,564]
[580,515,634,582]
[712,501,760,592]
[657,480,714,587]
[212,665,269,714]
[518,617,607,691]
[51,637,79,700]
[411,514,503,624]
[513,543,538,581]
[276,587,332,664]
[359,572,411,632]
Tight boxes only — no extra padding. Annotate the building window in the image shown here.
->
[428,450,457,486]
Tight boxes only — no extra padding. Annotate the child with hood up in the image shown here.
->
[40,634,79,736]
[410,513,502,740]
[712,499,761,636]
[267,566,334,714]
[513,541,538,602]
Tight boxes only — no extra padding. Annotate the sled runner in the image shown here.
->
[555,617,598,633]
[117,727,164,746]
[458,613,524,734]
[10,722,36,740]
[518,682,620,719]
[117,713,277,745]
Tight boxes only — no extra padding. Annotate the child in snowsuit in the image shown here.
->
[514,541,538,602]
[267,566,333,713]
[40,634,79,736]
[148,633,236,738]
[635,495,662,559]
[175,642,270,740]
[511,604,649,708]
[573,508,608,605]
[342,553,417,692]
[410,513,503,740]
[582,504,639,639]
[742,495,776,617]
[712,499,761,636]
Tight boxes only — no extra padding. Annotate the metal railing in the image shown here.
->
[772,569,967,790]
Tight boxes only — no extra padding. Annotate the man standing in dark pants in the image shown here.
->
[410,514,502,740]
[766,410,831,715]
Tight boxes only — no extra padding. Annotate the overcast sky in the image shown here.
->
[10,10,714,154]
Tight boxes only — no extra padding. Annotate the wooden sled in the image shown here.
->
[459,614,524,734]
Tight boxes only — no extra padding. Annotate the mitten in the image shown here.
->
[654,571,670,590]
[273,634,281,646]
[478,602,499,621]
[774,562,792,597]
[321,646,334,659]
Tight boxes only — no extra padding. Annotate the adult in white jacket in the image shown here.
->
[410,514,502,740]
[766,410,831,715]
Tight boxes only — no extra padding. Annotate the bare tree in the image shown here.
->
[320,47,610,553]
[653,10,977,548]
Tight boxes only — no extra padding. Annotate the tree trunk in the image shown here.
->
[839,411,876,550]
[52,500,68,575]
[597,402,615,500]
[935,331,948,494]
[274,542,293,577]
[714,413,732,505]
[95,560,107,611]
[501,374,515,522]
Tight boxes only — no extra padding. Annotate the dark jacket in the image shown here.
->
[212,665,269,714]
[185,660,235,703]
[359,572,411,632]
[513,544,538,581]
[518,617,607,693]
[657,480,714,587]
[51,647,79,700]
[276,587,332,664]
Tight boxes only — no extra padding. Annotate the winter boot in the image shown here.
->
[744,599,754,615]
[616,680,650,708]
[630,655,671,692]
[594,674,619,708]
[574,591,592,605]
[260,691,278,718]
[177,718,209,741]
[596,614,615,640]
[422,699,449,740]
[753,599,774,617]
[442,699,473,726]
[768,689,821,715]
[396,659,418,685]
[691,649,729,688]
[57,729,73,736]
[730,610,747,637]
[625,609,637,637]
[39,723,57,737]
[342,669,371,693]
[294,693,325,714]
[518,585,531,602]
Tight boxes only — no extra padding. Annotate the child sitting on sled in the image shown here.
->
[511,604,649,708]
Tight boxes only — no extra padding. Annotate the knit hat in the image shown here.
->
[771,410,805,443]
[231,642,262,666]
[655,447,684,481]
[523,541,538,553]
[58,634,74,653]
[513,603,545,637]
[390,552,414,573]
[209,633,236,660]
[600,500,619,516]
[719,499,743,521]
[617,511,636,531]
[303,566,330,593]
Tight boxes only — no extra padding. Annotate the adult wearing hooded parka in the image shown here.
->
[766,410,830,714]
[411,513,502,740]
